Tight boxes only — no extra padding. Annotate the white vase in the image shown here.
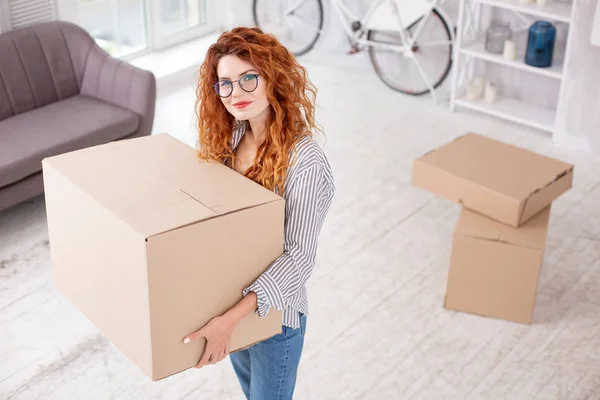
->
[484,81,498,103]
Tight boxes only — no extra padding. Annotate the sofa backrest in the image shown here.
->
[0,21,95,121]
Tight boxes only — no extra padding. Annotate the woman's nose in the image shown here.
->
[231,81,246,97]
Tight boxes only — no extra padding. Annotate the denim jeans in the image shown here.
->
[230,313,307,400]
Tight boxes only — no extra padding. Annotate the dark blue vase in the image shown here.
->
[525,21,556,68]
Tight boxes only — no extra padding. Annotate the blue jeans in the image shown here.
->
[230,313,307,400]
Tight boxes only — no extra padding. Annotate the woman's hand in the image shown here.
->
[183,292,258,369]
[183,314,236,368]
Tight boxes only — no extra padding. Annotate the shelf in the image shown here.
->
[455,95,555,132]
[461,40,563,79]
[477,0,572,23]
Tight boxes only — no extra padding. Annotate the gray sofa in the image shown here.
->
[0,20,156,212]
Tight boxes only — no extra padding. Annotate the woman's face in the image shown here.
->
[216,55,270,121]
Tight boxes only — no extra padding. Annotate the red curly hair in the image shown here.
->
[194,27,322,195]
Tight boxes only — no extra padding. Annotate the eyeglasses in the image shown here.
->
[213,73,260,98]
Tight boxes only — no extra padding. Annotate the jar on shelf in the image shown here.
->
[485,20,513,54]
[525,21,556,67]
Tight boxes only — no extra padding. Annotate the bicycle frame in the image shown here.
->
[330,0,440,52]
[284,0,454,102]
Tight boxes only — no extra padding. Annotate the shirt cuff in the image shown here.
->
[242,272,285,318]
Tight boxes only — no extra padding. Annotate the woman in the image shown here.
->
[182,27,335,399]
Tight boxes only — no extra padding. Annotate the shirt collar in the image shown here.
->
[232,120,248,150]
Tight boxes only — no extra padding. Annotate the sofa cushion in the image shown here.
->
[0,22,83,121]
[0,95,139,188]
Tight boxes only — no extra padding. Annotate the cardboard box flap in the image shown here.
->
[42,143,218,238]
[42,143,169,205]
[418,133,573,203]
[455,207,551,250]
[42,134,281,238]
[107,184,218,238]
[110,134,282,215]
[520,168,573,223]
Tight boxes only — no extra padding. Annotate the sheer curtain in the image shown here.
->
[554,0,600,154]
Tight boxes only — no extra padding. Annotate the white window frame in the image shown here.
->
[127,0,220,60]
[145,0,217,51]
[49,0,218,60]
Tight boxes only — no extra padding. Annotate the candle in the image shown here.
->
[467,84,479,100]
[484,81,498,103]
[472,76,484,91]
[466,77,485,100]
[503,39,517,60]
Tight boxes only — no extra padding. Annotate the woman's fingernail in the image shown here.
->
[183,338,191,344]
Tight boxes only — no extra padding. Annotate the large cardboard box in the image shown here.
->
[445,206,551,324]
[412,133,573,227]
[42,134,284,381]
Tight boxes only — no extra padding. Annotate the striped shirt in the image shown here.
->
[230,121,335,329]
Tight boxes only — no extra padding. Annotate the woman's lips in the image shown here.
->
[233,101,252,109]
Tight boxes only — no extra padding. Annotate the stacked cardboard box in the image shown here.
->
[42,134,284,380]
[412,133,574,324]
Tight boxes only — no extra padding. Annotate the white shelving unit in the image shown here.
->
[455,95,556,132]
[449,0,577,134]
[460,39,564,79]
[478,0,573,22]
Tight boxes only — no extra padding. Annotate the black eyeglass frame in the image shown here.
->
[213,74,261,98]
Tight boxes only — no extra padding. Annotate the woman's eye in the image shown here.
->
[221,81,232,87]
[243,75,255,81]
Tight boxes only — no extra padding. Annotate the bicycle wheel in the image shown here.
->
[367,9,453,96]
[253,0,324,56]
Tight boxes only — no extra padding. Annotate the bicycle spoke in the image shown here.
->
[287,13,322,34]
[284,0,307,15]
[408,10,434,47]
[411,55,438,102]
[417,40,454,47]
[368,8,453,97]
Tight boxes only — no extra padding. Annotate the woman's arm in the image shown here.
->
[225,291,258,323]
[242,162,332,317]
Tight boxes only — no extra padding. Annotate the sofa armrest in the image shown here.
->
[80,45,157,137]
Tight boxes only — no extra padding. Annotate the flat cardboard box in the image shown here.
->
[42,133,284,381]
[412,133,573,227]
[445,206,551,324]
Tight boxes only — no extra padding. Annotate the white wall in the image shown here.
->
[592,0,600,45]
[219,0,253,29]
[554,0,600,152]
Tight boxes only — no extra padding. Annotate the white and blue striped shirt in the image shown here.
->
[231,121,335,329]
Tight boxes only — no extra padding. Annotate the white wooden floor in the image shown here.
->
[2,52,600,400]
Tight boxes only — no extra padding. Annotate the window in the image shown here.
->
[156,0,206,40]
[55,0,215,59]
[1,0,55,32]
[56,0,147,58]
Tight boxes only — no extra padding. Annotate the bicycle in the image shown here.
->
[252,0,455,103]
